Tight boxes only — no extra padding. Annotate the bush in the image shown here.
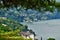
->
[47,38,55,40]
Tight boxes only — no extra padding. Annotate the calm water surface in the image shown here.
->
[21,19,60,40]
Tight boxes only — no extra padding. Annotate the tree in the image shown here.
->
[47,38,55,40]
[0,0,56,11]
[41,37,42,40]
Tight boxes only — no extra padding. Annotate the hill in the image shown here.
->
[0,17,32,40]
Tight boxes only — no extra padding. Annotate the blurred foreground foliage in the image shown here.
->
[0,0,56,11]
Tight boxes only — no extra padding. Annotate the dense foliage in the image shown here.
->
[47,38,55,40]
[0,0,56,11]
[0,6,59,22]
[0,17,26,30]
[0,17,32,40]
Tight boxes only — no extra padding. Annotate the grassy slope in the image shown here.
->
[0,17,32,40]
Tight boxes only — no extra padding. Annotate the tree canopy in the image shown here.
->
[0,0,56,9]
[47,38,55,40]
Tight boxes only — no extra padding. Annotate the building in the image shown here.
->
[20,30,37,40]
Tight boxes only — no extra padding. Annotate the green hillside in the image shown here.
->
[0,17,32,40]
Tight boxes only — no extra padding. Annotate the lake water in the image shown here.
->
[21,19,60,40]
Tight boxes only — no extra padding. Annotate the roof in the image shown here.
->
[20,31,31,36]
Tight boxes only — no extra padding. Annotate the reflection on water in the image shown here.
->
[21,19,60,40]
